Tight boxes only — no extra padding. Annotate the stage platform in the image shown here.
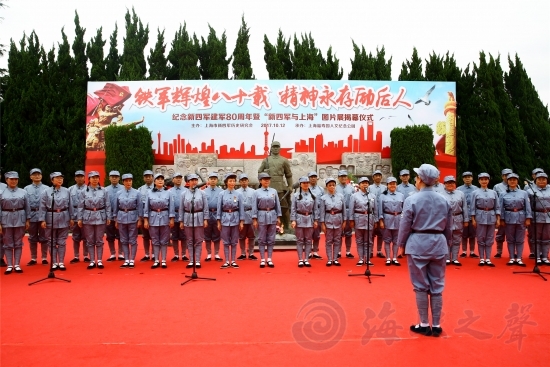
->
[1,236,548,366]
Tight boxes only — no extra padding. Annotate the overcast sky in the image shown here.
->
[1,0,548,108]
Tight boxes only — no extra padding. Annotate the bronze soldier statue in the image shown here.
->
[258,141,293,229]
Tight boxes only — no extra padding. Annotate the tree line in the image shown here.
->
[1,8,548,187]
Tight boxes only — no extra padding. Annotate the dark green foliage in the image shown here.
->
[232,16,254,80]
[87,27,107,81]
[399,47,424,81]
[147,28,168,80]
[167,23,200,80]
[119,8,149,81]
[390,125,436,178]
[198,25,232,80]
[104,125,154,188]
[321,46,343,80]
[105,24,121,81]
[348,43,391,80]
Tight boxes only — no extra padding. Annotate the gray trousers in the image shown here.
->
[119,223,138,261]
[325,227,342,261]
[84,224,105,262]
[476,223,495,259]
[142,227,151,256]
[534,223,550,259]
[295,227,313,260]
[446,229,462,261]
[342,221,353,252]
[258,224,276,259]
[355,228,373,260]
[185,226,204,262]
[222,225,239,262]
[239,223,255,255]
[28,221,48,260]
[106,220,121,256]
[312,225,321,252]
[150,225,170,261]
[373,227,383,252]
[2,227,25,266]
[495,225,506,254]
[45,227,69,264]
[407,254,446,326]
[71,223,89,258]
[505,223,525,259]
[383,228,399,259]
[171,221,187,257]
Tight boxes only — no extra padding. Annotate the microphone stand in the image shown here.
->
[29,189,71,285]
[182,186,216,286]
[513,180,550,281]
[349,186,385,283]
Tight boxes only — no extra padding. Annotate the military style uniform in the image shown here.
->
[0,172,31,272]
[138,171,155,260]
[68,171,89,261]
[309,176,325,258]
[39,175,74,269]
[24,169,49,264]
[457,174,478,257]
[318,184,346,263]
[291,179,319,264]
[499,175,532,265]
[378,183,404,263]
[336,171,355,256]
[493,168,513,256]
[397,164,452,335]
[204,176,223,260]
[349,179,377,265]
[144,183,175,265]
[442,180,469,263]
[217,181,245,266]
[470,177,500,264]
[252,178,282,264]
[113,178,143,266]
[170,178,188,260]
[236,174,256,259]
[178,182,209,266]
[105,172,123,260]
[369,172,387,257]
[0,181,6,266]
[526,173,550,263]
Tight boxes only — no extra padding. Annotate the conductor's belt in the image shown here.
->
[297,211,312,216]
[3,207,24,212]
[412,230,444,234]
[259,208,273,211]
[84,207,105,211]
[535,208,550,213]
[476,207,494,211]
[121,208,137,212]
[184,210,197,213]
[384,211,402,215]
[151,208,168,212]
[355,210,373,214]
[326,210,342,215]
[223,209,237,213]
[47,208,68,212]
[209,209,217,212]
[452,212,463,216]
[505,209,521,212]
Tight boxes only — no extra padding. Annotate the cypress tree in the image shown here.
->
[320,46,343,80]
[348,41,375,80]
[231,15,255,80]
[504,54,550,169]
[198,25,232,80]
[263,33,286,79]
[105,24,121,81]
[373,46,392,80]
[167,23,200,80]
[398,47,424,81]
[87,27,107,81]
[147,28,168,80]
[291,33,324,79]
[424,52,445,81]
[390,125,436,178]
[119,8,149,81]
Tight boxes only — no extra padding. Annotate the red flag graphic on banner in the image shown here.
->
[93,83,132,107]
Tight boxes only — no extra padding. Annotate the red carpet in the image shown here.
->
[1,235,548,366]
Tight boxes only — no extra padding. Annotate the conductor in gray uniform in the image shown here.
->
[25,168,49,266]
[397,164,452,337]
[370,170,386,258]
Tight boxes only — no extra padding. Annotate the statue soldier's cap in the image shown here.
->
[386,176,397,184]
[271,141,281,147]
[308,171,318,177]
[399,169,410,176]
[501,168,513,175]
[358,176,369,184]
[30,168,42,175]
[122,173,133,180]
[532,168,544,175]
[109,170,120,177]
[239,173,248,180]
[187,173,199,180]
[413,164,440,186]
[478,172,490,179]
[88,171,100,178]
[4,171,19,179]
[50,172,63,179]
[143,170,154,176]
[535,172,548,179]
[258,172,271,180]
[172,172,183,178]
[373,170,382,175]
[462,171,473,177]
[443,175,456,183]
[154,173,164,180]
[299,176,309,183]
[75,170,85,176]
[337,170,348,177]
[507,173,519,180]
[224,172,237,182]
[208,172,219,178]
[325,177,336,185]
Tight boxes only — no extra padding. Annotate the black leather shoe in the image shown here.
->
[205,256,212,262]
[452,260,462,266]
[248,254,258,260]
[118,256,125,261]
[312,253,323,259]
[410,324,432,336]
[298,261,304,268]
[87,262,96,269]
[397,254,403,258]
[182,255,189,261]
[106,256,116,262]
[83,257,91,262]
[432,326,443,337]
[376,252,385,258]
[485,261,495,267]
[385,260,391,266]
[27,259,37,266]
[4,267,13,274]
[69,258,80,264]
[529,253,535,259]
[120,262,129,268]
[346,253,354,258]
[171,256,179,262]
[460,252,467,258]
[333,260,341,267]
[140,256,150,262]
[14,266,23,273]
[494,253,502,258]
[326,261,332,267]
[151,261,160,269]
[186,262,194,269]
[58,264,66,271]
[304,261,311,267]
[42,259,49,265]
[97,262,105,269]
[195,262,201,269]
[470,253,479,258]
[214,256,223,262]
[237,254,246,260]
[393,260,401,266]
[161,262,167,269]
